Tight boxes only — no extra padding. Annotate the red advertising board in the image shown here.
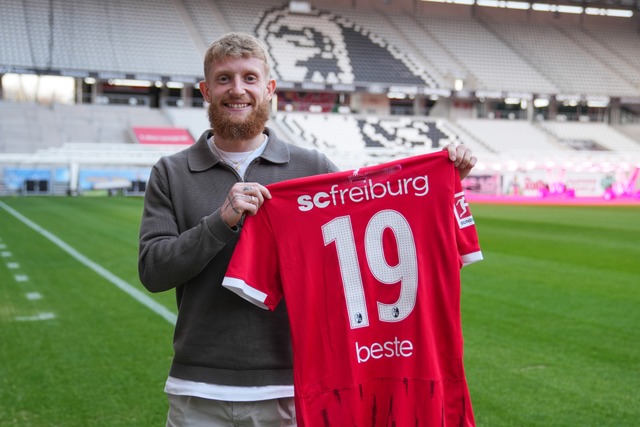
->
[132,127,194,145]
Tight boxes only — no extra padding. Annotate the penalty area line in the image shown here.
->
[0,201,177,326]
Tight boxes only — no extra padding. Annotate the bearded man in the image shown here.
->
[138,32,477,427]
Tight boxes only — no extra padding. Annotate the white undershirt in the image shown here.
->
[164,376,294,401]
[209,134,268,178]
[165,133,294,401]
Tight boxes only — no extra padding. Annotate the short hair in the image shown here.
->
[203,32,270,80]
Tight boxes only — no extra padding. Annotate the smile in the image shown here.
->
[226,103,251,109]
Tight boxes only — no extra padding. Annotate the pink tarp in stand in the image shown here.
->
[132,127,194,145]
[467,194,640,206]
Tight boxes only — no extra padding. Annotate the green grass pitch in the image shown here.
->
[0,197,638,426]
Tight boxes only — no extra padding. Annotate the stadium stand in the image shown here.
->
[314,4,438,87]
[0,101,171,152]
[275,112,494,170]
[618,124,640,143]
[582,25,640,84]
[1,0,201,77]
[0,1,33,69]
[485,19,639,97]
[163,107,209,141]
[456,119,566,156]
[539,121,640,152]
[555,24,640,89]
[411,14,560,94]
[383,12,471,87]
[181,0,230,48]
[1,0,639,197]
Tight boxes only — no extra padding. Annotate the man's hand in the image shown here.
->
[443,143,477,180]
[221,182,272,228]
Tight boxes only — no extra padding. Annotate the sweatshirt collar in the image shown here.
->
[188,127,290,172]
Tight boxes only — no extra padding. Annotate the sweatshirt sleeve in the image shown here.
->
[138,160,238,293]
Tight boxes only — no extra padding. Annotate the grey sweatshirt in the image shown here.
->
[138,128,338,386]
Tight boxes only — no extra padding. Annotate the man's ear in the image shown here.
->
[199,81,210,103]
[265,79,276,101]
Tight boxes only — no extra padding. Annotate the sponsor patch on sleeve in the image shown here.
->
[454,191,475,229]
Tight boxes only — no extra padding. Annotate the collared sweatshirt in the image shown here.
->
[138,128,338,387]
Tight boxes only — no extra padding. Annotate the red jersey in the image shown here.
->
[223,151,482,426]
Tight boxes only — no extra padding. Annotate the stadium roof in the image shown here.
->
[414,0,639,11]
[554,0,638,10]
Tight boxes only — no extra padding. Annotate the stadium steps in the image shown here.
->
[180,0,232,48]
[455,119,569,157]
[615,124,640,145]
[163,107,208,141]
[374,11,447,88]
[391,11,471,85]
[169,0,208,54]
[483,19,638,97]
[553,24,640,89]
[0,0,34,68]
[441,120,497,155]
[539,121,640,153]
[532,121,576,152]
[581,26,640,83]
[326,4,438,87]
[472,17,558,94]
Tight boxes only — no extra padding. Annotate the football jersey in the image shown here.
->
[223,150,482,427]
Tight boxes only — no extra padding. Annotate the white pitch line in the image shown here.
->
[0,201,177,325]
[26,292,43,300]
[15,312,56,322]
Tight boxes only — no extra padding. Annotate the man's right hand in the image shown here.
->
[221,182,272,227]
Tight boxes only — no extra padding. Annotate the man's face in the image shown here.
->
[199,56,276,142]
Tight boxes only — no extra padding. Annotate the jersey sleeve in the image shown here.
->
[453,171,483,266]
[222,208,283,311]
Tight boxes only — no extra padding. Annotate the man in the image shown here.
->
[138,32,477,426]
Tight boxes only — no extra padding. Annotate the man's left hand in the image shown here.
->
[443,143,477,180]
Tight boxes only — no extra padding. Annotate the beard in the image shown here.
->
[208,98,270,142]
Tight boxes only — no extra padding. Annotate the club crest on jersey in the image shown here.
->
[454,191,475,228]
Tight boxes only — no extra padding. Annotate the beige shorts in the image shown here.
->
[166,394,296,427]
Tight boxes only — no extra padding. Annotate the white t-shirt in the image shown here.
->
[209,134,268,178]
